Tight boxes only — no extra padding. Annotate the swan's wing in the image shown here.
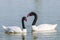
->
[8,26,22,32]
[2,25,13,32]
[37,24,48,28]
[2,25,22,32]
[2,25,7,30]
[37,24,57,28]
[37,24,57,30]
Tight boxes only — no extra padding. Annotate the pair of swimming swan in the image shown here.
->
[2,12,57,33]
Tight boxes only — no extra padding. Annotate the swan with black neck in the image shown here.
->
[27,12,57,31]
[2,16,27,34]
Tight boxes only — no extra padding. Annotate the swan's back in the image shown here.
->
[2,25,22,32]
[9,26,22,32]
[37,24,57,30]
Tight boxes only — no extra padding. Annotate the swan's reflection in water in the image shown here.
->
[32,30,57,40]
[4,32,27,40]
[22,34,25,40]
[3,29,57,40]
[5,32,21,35]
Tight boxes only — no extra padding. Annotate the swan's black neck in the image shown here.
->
[32,13,37,25]
[22,18,26,29]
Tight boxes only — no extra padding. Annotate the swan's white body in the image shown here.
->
[2,25,27,33]
[32,24,57,31]
[27,12,57,32]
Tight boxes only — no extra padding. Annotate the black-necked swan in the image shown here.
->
[27,12,57,31]
[2,16,27,34]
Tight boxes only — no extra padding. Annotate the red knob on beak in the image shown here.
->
[25,18,27,21]
[27,13,30,17]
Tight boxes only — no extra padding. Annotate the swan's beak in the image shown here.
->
[27,14,30,17]
[27,15,29,17]
[25,18,27,22]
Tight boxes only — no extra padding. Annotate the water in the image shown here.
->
[0,0,60,40]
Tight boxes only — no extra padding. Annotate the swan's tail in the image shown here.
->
[54,24,57,29]
[55,24,57,26]
[54,24,57,27]
[2,25,7,30]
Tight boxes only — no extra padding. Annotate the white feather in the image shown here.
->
[2,25,27,34]
[32,24,57,31]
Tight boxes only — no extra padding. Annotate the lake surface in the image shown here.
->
[0,0,60,40]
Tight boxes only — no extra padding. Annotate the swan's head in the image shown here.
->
[27,12,36,17]
[22,17,27,21]
[27,12,37,25]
